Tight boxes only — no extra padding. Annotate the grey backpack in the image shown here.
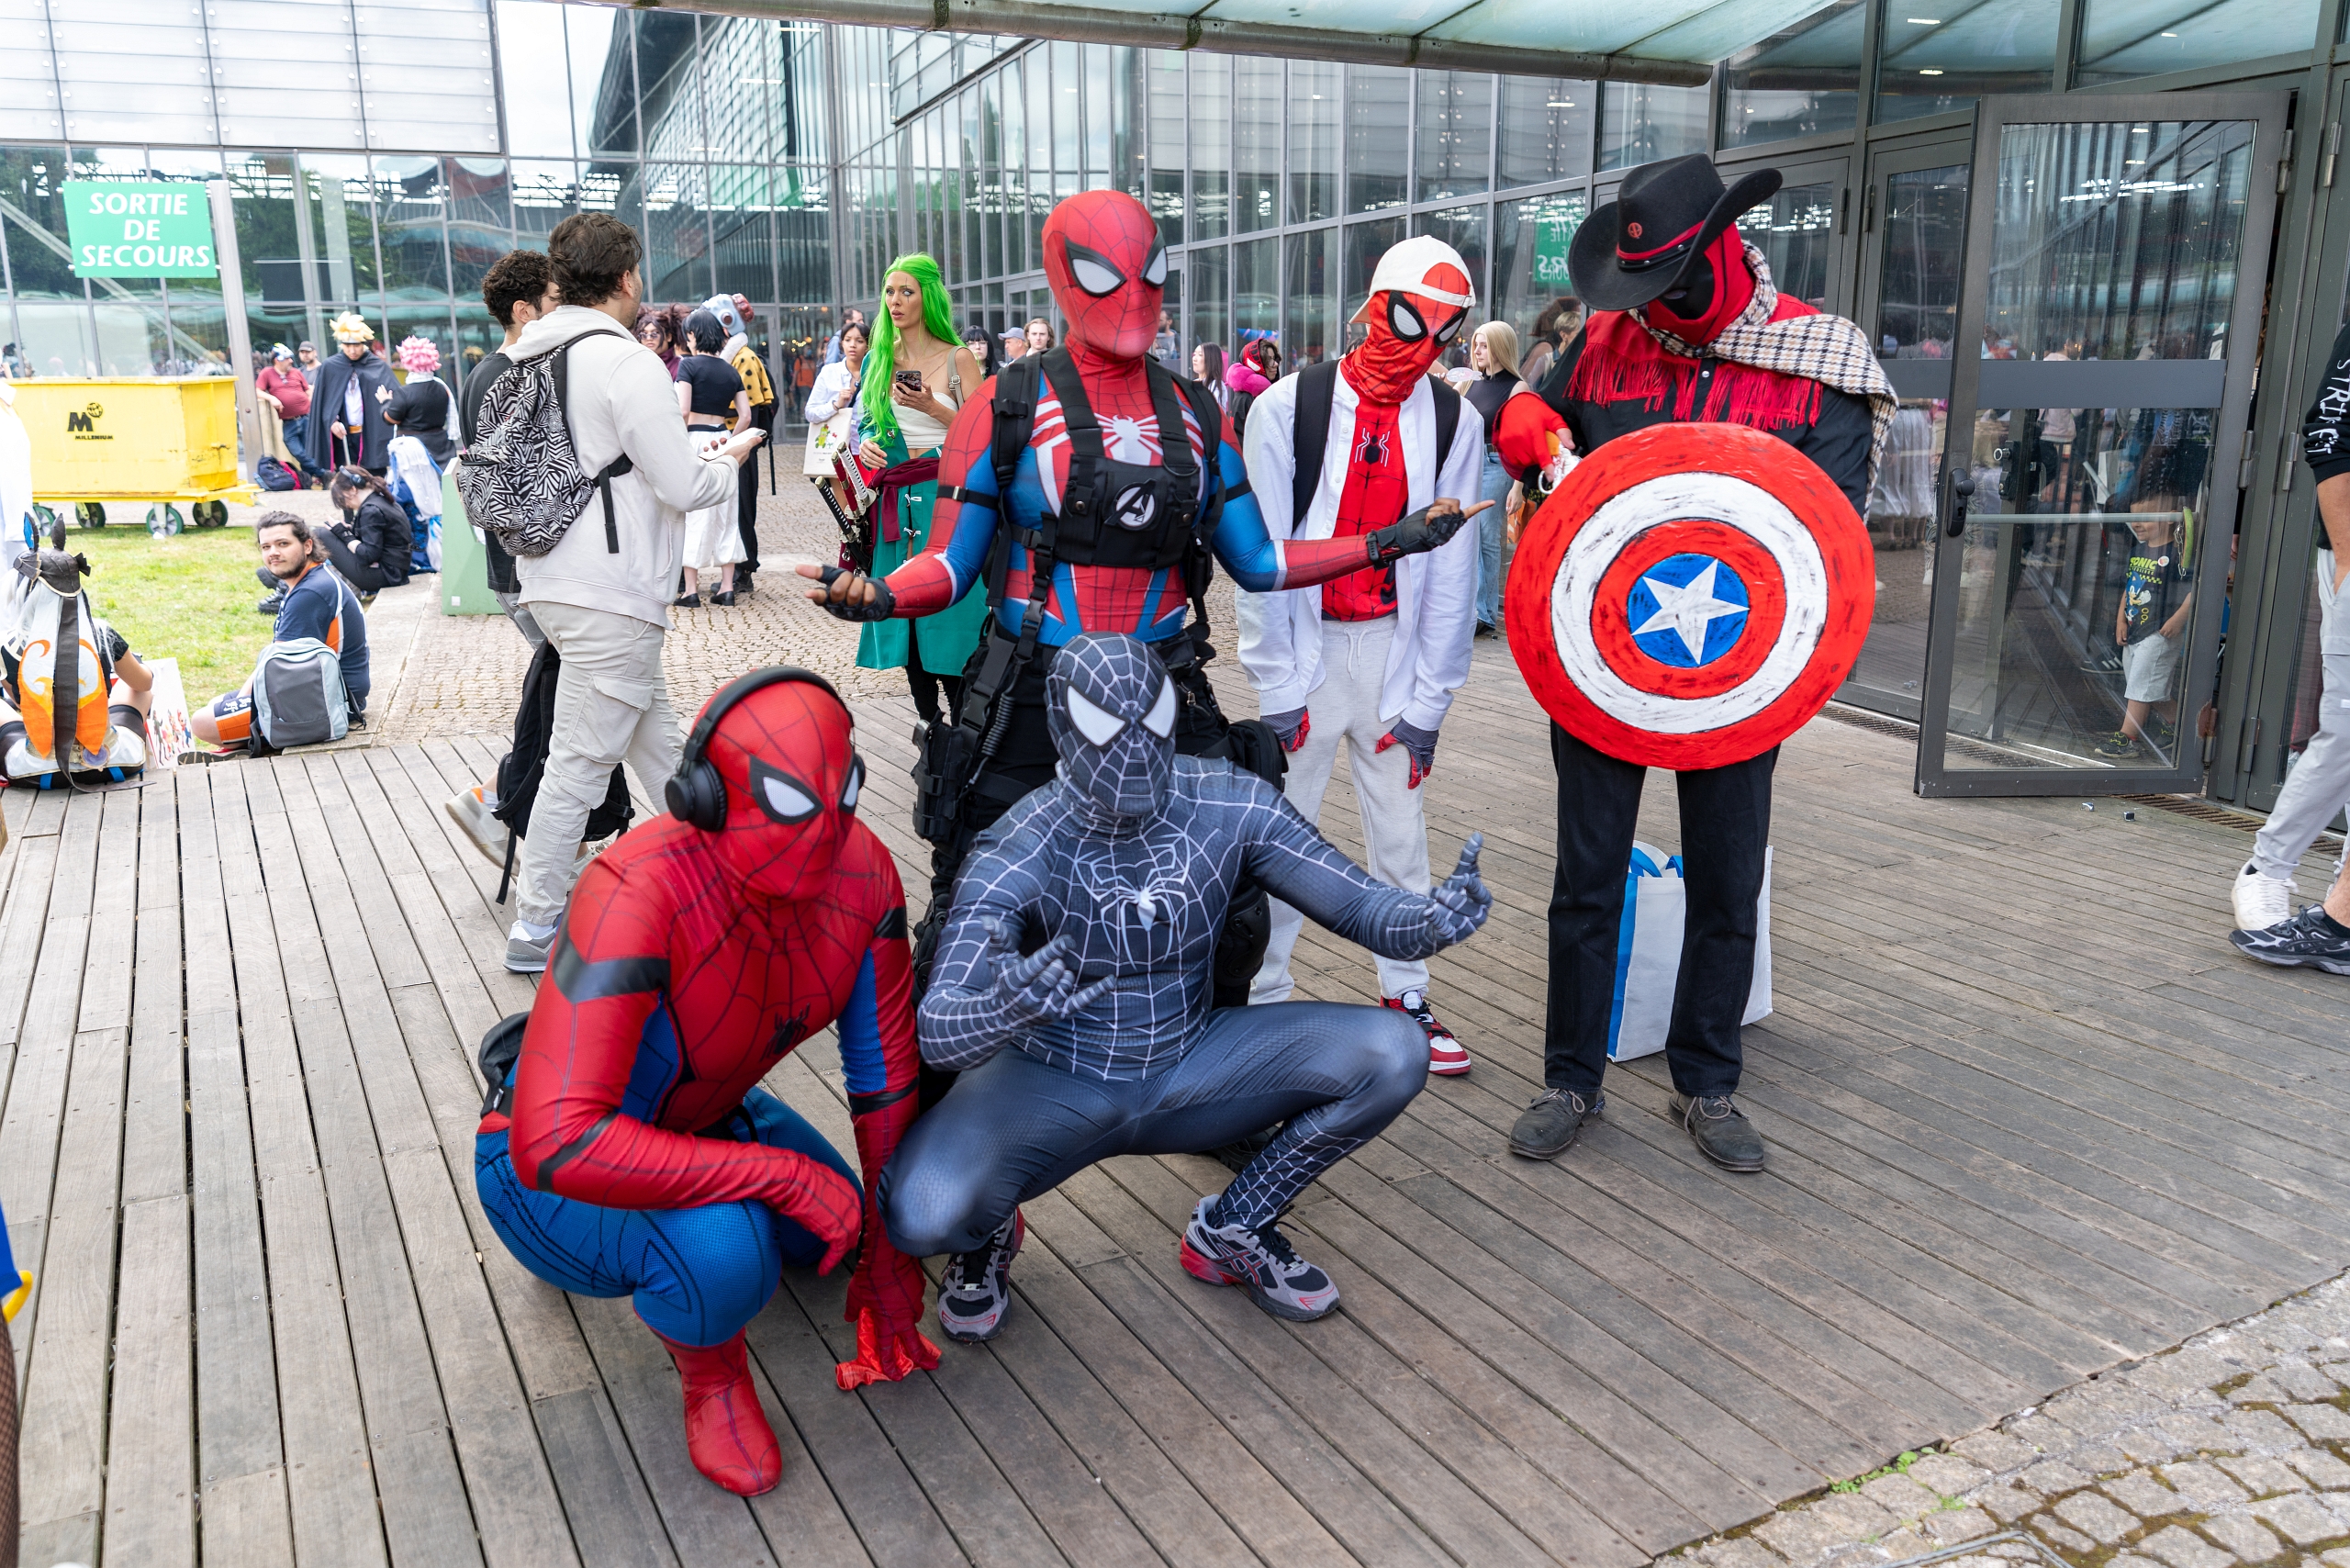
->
[250,637,348,752]
[456,332,634,558]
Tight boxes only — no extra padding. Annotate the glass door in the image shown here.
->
[1717,151,1852,318]
[1841,139,1974,720]
[1914,95,2288,797]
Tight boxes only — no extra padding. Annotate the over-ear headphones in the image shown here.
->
[665,665,845,832]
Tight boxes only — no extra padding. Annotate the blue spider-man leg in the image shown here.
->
[477,1086,859,1346]
[880,1000,1424,1257]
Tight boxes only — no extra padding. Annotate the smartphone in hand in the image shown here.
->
[893,369,923,393]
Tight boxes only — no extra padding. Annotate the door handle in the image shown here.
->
[1945,473,1975,538]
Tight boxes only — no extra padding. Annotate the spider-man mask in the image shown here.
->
[702,679,867,902]
[1042,191,1167,363]
[1048,633,1177,822]
[1345,234,1477,405]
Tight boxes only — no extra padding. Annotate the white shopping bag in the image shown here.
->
[1606,841,1773,1063]
[141,656,193,771]
[803,409,855,476]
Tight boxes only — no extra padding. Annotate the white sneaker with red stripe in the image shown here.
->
[1384,989,1470,1076]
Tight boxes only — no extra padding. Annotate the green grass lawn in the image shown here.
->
[73,525,272,710]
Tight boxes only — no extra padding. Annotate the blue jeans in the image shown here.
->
[476,1086,858,1346]
[1475,450,1511,628]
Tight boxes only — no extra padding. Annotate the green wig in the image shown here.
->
[859,252,958,446]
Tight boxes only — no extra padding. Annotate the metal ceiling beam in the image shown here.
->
[605,0,1716,85]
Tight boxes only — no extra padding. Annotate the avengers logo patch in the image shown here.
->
[1506,422,1874,769]
[1113,483,1158,531]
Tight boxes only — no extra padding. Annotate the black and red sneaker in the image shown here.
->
[1384,988,1471,1076]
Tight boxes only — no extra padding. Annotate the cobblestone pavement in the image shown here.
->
[1669,1270,2350,1568]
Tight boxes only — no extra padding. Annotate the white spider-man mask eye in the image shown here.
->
[1047,633,1177,821]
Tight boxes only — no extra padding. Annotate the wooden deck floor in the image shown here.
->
[7,641,2349,1568]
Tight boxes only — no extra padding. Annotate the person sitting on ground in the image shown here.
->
[316,465,414,599]
[197,511,370,748]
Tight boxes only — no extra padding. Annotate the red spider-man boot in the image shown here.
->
[655,1328,784,1495]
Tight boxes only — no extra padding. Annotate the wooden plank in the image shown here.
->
[103,1195,196,1568]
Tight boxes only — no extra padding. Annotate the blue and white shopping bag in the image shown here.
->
[1606,841,1773,1062]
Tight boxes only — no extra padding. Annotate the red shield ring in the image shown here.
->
[1505,422,1874,770]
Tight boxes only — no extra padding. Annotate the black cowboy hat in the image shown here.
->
[1569,154,1783,313]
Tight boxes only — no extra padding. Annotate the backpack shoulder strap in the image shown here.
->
[1289,360,1339,532]
[554,334,635,554]
[1168,369,1225,627]
[982,353,1043,611]
[1427,377,1462,479]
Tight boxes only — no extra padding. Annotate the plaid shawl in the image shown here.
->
[1572,243,1898,487]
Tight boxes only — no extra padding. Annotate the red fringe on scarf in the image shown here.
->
[1566,310,1821,434]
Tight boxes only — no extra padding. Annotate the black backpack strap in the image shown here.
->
[1037,349,1105,538]
[1169,370,1225,629]
[1429,377,1463,480]
[1289,360,1340,532]
[554,336,636,554]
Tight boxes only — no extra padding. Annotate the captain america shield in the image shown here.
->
[1505,421,1874,770]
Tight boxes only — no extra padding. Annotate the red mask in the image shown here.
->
[1341,235,1476,406]
[1042,191,1168,363]
[701,681,866,902]
[1646,230,1755,346]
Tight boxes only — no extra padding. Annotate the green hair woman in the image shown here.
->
[849,253,988,722]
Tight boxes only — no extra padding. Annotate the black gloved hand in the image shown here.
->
[1364,502,1469,566]
[816,565,897,623]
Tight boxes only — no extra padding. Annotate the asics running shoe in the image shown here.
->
[1181,1196,1340,1321]
[2230,904,2350,976]
[937,1211,1024,1343]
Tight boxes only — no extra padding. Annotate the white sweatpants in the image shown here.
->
[513,599,683,929]
[1250,615,1433,1003]
[2254,550,2350,886]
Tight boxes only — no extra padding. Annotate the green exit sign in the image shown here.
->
[62,180,218,277]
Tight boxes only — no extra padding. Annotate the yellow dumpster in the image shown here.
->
[13,376,255,532]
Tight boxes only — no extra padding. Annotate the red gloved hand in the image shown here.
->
[1262,708,1310,753]
[1494,394,1568,480]
[834,1306,943,1390]
[763,1153,863,1275]
[1374,718,1439,789]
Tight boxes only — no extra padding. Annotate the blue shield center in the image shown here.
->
[1625,553,1751,668]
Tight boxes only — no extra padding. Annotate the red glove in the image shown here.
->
[1494,394,1569,480]
[1263,708,1310,753]
[835,1305,943,1390]
[763,1152,863,1275]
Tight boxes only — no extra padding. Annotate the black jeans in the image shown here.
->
[906,663,964,726]
[314,527,398,594]
[1544,724,1775,1101]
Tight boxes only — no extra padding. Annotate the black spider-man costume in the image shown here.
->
[476,671,935,1498]
[878,633,1492,1335]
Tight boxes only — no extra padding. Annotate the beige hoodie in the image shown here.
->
[508,306,737,629]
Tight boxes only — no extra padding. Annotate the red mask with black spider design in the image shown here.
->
[701,682,867,902]
[1042,190,1168,363]
[1343,234,1478,405]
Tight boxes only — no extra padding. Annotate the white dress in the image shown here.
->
[681,429,745,570]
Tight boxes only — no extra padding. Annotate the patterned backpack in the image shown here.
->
[456,332,634,558]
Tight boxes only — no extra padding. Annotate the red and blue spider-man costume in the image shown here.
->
[476,675,936,1498]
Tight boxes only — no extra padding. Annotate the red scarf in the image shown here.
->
[1566,242,1824,436]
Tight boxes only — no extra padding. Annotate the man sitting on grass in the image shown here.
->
[193,511,371,749]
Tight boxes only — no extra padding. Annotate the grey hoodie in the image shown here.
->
[507,305,737,629]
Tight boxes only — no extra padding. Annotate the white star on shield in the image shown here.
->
[1632,559,1745,663]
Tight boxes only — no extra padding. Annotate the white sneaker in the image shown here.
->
[2232,860,2296,934]
[444,785,509,868]
[505,919,557,973]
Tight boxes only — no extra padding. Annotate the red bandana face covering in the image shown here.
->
[1643,230,1755,346]
[1041,191,1169,364]
[1342,275,1473,406]
[703,683,866,902]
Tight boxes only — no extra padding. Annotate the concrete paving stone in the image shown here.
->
[2322,1551,2350,1567]
[2020,1460,2095,1495]
[2288,1403,2350,1440]
[1920,1506,1997,1545]
[2268,1364,2341,1401]
[1983,1545,2038,1560]
[1756,1507,1859,1563]
[2249,1490,2344,1546]
[2118,1426,2190,1463]
[2007,1416,2076,1452]
[2054,1491,2141,1544]
[1871,1528,1930,1561]
[2289,1450,2350,1489]
[2155,1413,2232,1448]
[2199,1512,2288,1562]
[2215,1456,2308,1495]
[2071,1442,2135,1477]
[2104,1470,2187,1518]
[2227,1376,2291,1406]
[2108,1555,2167,1568]
[1951,1432,2039,1474]
[1857,1473,1938,1523]
[2221,1409,2302,1450]
[2160,1462,2253,1509]
[1694,1537,1785,1568]
[2137,1525,2237,1568]
[1906,1454,1990,1498]
[1973,1486,2043,1524]
[1807,1494,1899,1543]
[2031,1515,2097,1554]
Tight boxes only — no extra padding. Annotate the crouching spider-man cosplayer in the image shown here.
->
[799,189,1472,997]
[475,667,937,1498]
[878,633,1492,1338]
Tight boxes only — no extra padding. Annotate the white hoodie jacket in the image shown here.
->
[508,305,738,629]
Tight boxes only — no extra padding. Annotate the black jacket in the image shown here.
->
[306,349,397,469]
[384,375,456,467]
[345,492,414,587]
[2301,320,2350,486]
[1537,324,1877,515]
[460,351,520,595]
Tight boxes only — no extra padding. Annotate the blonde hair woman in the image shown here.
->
[1463,320,1524,634]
